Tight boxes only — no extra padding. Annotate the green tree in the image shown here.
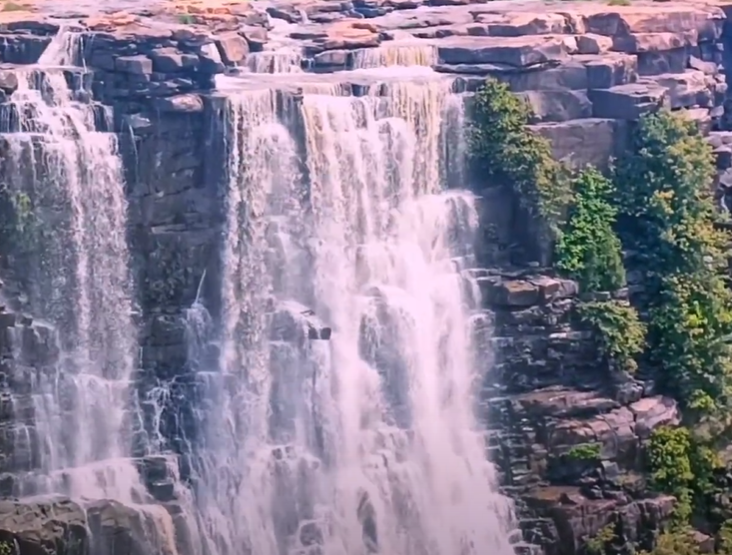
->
[468,78,572,240]
[614,111,732,414]
[578,300,646,373]
[556,167,625,292]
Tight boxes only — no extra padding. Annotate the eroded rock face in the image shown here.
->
[476,274,679,553]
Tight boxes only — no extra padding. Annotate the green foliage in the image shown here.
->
[647,426,722,524]
[614,110,732,414]
[0,541,12,555]
[647,273,732,413]
[719,521,732,553]
[567,443,602,461]
[578,300,646,373]
[639,528,703,555]
[614,110,723,288]
[556,167,625,293]
[468,78,572,234]
[586,524,617,555]
[648,426,695,522]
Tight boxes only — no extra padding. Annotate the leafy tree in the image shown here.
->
[468,78,572,240]
[556,167,625,293]
[578,300,646,373]
[614,111,732,414]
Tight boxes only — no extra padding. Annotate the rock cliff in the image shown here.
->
[0,0,730,553]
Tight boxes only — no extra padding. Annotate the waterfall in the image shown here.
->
[191,71,517,554]
[352,43,438,69]
[0,30,177,555]
[0,26,516,555]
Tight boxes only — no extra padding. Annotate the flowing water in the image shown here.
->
[189,63,517,554]
[0,30,177,554]
[0,25,516,555]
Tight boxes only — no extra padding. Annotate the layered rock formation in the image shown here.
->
[0,0,730,553]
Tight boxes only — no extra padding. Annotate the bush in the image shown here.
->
[555,167,625,292]
[614,110,732,414]
[639,528,703,555]
[648,426,695,522]
[648,426,721,524]
[578,300,646,373]
[468,78,572,234]
[567,443,601,461]
[648,273,732,413]
[614,111,724,288]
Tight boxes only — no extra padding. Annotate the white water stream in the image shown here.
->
[0,26,517,555]
[0,29,177,555]
[190,66,517,555]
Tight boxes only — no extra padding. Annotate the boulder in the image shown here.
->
[214,32,249,64]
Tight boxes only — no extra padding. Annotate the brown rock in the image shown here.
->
[323,20,380,50]
[215,31,249,64]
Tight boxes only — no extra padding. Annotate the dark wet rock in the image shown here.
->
[116,55,154,75]
[0,498,88,554]
[521,487,675,555]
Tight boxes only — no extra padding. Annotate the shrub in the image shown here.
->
[647,426,721,524]
[567,443,602,461]
[648,426,695,522]
[468,78,572,235]
[614,110,732,414]
[555,167,625,292]
[639,528,703,555]
[578,300,646,373]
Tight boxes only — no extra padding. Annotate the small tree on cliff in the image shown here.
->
[468,78,572,261]
[614,110,732,416]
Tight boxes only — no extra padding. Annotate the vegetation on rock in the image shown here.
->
[577,300,646,373]
[566,443,602,461]
[640,528,708,555]
[587,524,618,555]
[614,111,732,415]
[555,167,625,293]
[468,78,572,236]
[648,426,721,525]
[470,83,732,550]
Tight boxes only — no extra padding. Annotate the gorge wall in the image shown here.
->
[0,0,729,554]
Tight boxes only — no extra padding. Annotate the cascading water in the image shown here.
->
[191,67,518,554]
[0,29,177,554]
[352,42,438,69]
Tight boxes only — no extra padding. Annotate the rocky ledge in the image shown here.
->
[470,271,677,554]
